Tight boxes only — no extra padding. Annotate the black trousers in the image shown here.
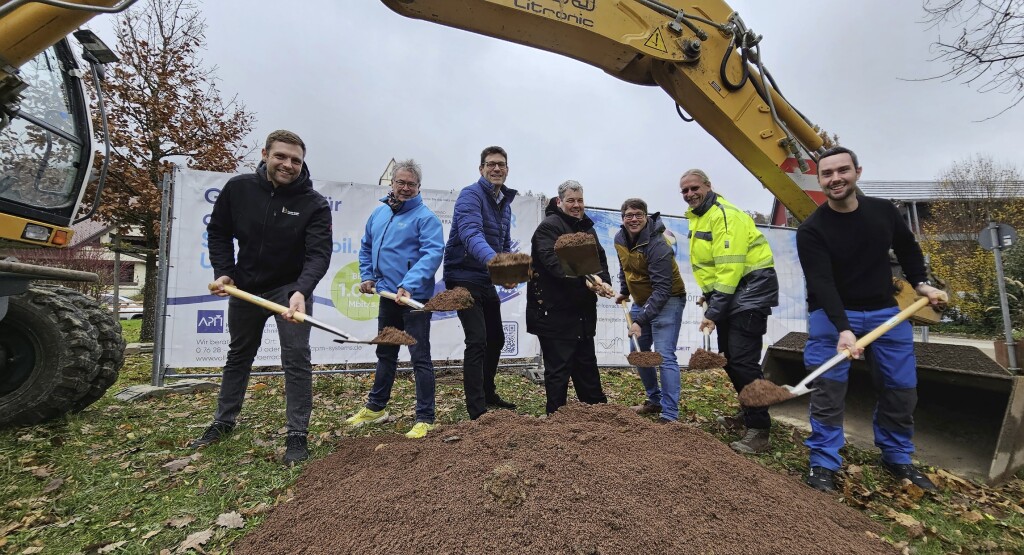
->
[717,309,771,429]
[539,336,607,415]
[447,280,505,419]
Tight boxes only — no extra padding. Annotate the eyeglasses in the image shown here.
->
[393,179,419,189]
[622,212,647,221]
[680,186,702,194]
[483,161,507,169]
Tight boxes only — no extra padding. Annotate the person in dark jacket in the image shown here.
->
[526,181,613,415]
[348,159,443,439]
[682,168,779,454]
[797,146,946,493]
[443,145,519,420]
[613,198,687,422]
[190,130,333,465]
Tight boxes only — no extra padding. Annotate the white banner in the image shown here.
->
[584,207,807,366]
[164,167,543,368]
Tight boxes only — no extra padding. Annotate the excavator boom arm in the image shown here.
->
[381,0,824,220]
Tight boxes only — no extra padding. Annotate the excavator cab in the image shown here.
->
[0,38,94,248]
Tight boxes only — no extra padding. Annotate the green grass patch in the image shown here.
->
[1,359,1022,553]
[119,319,141,343]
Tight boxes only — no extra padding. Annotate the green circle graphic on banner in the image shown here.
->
[330,261,378,321]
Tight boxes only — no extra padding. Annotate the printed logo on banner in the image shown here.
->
[501,322,519,356]
[197,310,224,333]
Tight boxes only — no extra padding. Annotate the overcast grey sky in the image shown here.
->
[91,0,1024,215]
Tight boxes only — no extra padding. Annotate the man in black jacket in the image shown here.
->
[189,130,333,465]
[526,180,612,415]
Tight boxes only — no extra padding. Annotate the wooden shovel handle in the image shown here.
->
[619,300,642,352]
[216,284,307,323]
[377,290,426,310]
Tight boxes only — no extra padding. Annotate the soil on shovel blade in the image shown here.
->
[422,287,474,312]
[738,378,796,407]
[487,252,532,284]
[553,231,596,249]
[373,326,416,346]
[235,404,894,555]
[627,350,664,367]
[688,348,728,370]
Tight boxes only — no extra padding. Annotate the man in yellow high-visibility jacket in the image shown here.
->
[682,168,779,454]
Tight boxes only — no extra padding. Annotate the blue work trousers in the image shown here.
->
[803,307,918,471]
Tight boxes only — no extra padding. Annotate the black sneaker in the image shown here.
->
[188,422,234,449]
[283,435,309,465]
[805,466,836,492]
[486,396,517,410]
[881,460,937,491]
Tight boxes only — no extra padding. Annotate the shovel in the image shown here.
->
[740,296,932,408]
[619,300,664,367]
[784,296,931,397]
[555,232,603,277]
[687,301,728,370]
[216,284,381,345]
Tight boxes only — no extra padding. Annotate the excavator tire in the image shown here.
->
[40,287,126,412]
[0,286,100,426]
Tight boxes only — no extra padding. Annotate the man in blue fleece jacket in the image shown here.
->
[348,159,444,439]
[191,130,332,465]
[443,146,518,420]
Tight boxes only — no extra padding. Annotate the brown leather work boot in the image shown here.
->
[730,428,770,454]
[716,410,745,433]
[631,401,661,416]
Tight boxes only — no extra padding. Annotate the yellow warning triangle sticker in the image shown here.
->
[644,28,668,53]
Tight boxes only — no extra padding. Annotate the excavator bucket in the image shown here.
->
[762,332,1024,485]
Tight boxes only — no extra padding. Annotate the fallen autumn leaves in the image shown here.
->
[0,351,1022,554]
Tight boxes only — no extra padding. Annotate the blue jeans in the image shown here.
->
[631,296,684,421]
[365,297,436,423]
[214,285,312,435]
[803,307,918,471]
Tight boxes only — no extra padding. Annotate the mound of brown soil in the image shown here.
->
[235,404,894,555]
[372,326,416,346]
[422,287,474,312]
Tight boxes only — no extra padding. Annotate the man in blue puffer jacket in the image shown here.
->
[349,159,444,439]
[443,146,518,420]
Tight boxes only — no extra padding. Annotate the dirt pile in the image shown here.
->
[738,378,796,407]
[372,326,416,346]
[236,404,894,555]
[487,252,532,284]
[626,350,664,367]
[422,287,474,312]
[688,348,728,370]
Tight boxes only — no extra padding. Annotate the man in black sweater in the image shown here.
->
[796,146,946,492]
[526,180,612,414]
[189,130,333,465]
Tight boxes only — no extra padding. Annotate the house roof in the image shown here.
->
[858,181,1024,203]
[69,219,112,248]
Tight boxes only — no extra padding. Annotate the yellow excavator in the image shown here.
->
[3,0,1021,484]
[0,0,136,426]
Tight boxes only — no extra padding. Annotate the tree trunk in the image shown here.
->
[140,249,158,343]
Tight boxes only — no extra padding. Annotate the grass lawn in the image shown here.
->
[2,352,1023,554]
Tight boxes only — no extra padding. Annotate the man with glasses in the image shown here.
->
[526,180,613,415]
[443,146,519,420]
[681,168,779,454]
[348,159,444,439]
[613,198,686,423]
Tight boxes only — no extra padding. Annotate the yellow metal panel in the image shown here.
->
[0,212,74,247]
[0,0,120,67]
